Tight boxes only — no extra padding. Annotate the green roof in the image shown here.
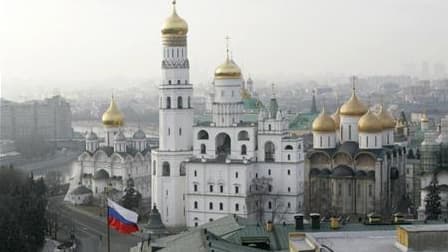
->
[289,112,318,131]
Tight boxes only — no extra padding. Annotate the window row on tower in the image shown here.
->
[163,47,186,59]
[160,96,191,109]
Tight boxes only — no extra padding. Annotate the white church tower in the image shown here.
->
[151,1,192,228]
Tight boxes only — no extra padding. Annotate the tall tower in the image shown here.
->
[151,1,192,228]
[212,37,244,127]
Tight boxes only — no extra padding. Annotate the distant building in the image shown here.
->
[418,115,448,219]
[0,96,72,140]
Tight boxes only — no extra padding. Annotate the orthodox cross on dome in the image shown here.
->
[351,75,357,93]
[225,35,231,59]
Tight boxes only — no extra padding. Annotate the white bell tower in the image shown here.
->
[151,0,192,228]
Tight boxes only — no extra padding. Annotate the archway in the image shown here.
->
[215,133,231,158]
[265,141,275,162]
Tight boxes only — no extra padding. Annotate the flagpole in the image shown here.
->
[106,194,111,252]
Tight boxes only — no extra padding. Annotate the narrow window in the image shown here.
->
[168,128,170,136]
[168,80,172,85]
[194,222,198,227]
[241,145,247,155]
[209,202,213,210]
[232,90,234,97]
[176,48,179,57]
[194,201,198,209]
[287,169,291,175]
[338,183,342,196]
[177,96,183,109]
[235,186,239,194]
[341,126,343,140]
[268,124,272,131]
[200,144,206,154]
[235,203,239,212]
[366,136,369,147]
[235,172,239,178]
[288,187,291,192]
[268,201,272,209]
[387,134,390,145]
[328,136,330,146]
[288,202,291,208]
[348,125,352,140]
[268,169,271,175]
[268,185,272,192]
[287,154,291,160]
[194,184,198,192]
[179,128,182,136]
[320,136,322,146]
[348,183,352,196]
[194,170,197,177]
[209,185,213,192]
[219,202,223,210]
[369,184,373,197]
[166,97,171,108]
[188,96,191,108]
[375,136,377,146]
[177,80,180,84]
[220,185,223,193]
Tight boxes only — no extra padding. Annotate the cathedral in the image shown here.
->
[151,2,305,228]
[65,97,152,204]
[306,83,407,217]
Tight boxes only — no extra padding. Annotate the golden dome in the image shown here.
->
[358,110,382,133]
[331,106,341,129]
[312,108,336,132]
[376,105,396,129]
[421,113,429,122]
[102,97,124,128]
[214,57,242,80]
[161,1,188,36]
[340,89,368,116]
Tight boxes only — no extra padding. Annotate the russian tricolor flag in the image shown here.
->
[107,199,139,234]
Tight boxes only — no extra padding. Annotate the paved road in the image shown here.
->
[49,196,142,252]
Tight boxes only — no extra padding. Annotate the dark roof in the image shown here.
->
[337,141,359,157]
[355,170,367,177]
[71,185,92,195]
[310,168,321,176]
[320,168,331,176]
[332,165,354,177]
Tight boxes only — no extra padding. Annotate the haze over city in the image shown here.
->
[2,0,448,99]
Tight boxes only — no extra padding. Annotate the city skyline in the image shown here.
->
[2,0,448,98]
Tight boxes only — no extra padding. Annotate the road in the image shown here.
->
[49,196,142,252]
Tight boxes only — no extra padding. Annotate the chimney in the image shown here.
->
[266,221,273,232]
[294,214,304,230]
[310,213,321,229]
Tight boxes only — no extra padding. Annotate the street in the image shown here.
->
[49,196,142,252]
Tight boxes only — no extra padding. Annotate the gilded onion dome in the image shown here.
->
[331,106,341,129]
[214,57,242,80]
[312,107,336,132]
[161,1,188,36]
[421,113,429,122]
[358,110,383,133]
[102,97,124,128]
[340,88,368,116]
[376,105,396,129]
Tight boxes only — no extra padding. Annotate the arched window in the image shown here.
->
[166,97,171,109]
[194,201,198,209]
[209,185,213,192]
[287,154,291,160]
[268,124,272,131]
[235,203,239,212]
[285,145,293,150]
[238,131,250,141]
[194,184,198,192]
[197,130,209,140]
[168,80,172,85]
[288,187,291,192]
[219,202,223,210]
[177,80,180,84]
[188,96,191,108]
[287,202,291,208]
[179,163,186,176]
[268,201,272,209]
[241,145,247,155]
[268,169,271,175]
[162,161,170,176]
[216,133,231,157]
[177,96,183,109]
[209,202,213,210]
[287,169,291,175]
[235,172,239,178]
[265,141,275,162]
[194,170,197,177]
[200,144,206,154]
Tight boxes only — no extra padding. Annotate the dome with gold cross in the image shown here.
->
[312,107,336,132]
[161,1,188,36]
[340,79,368,116]
[358,110,382,133]
[102,96,124,128]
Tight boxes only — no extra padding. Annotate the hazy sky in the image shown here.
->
[1,0,447,92]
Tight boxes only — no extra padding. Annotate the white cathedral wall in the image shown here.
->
[312,132,336,149]
[340,115,361,143]
[159,109,193,151]
[382,129,395,146]
[185,162,251,227]
[257,134,284,162]
[358,132,382,149]
[192,126,256,160]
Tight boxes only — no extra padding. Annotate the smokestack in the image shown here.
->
[294,214,304,230]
